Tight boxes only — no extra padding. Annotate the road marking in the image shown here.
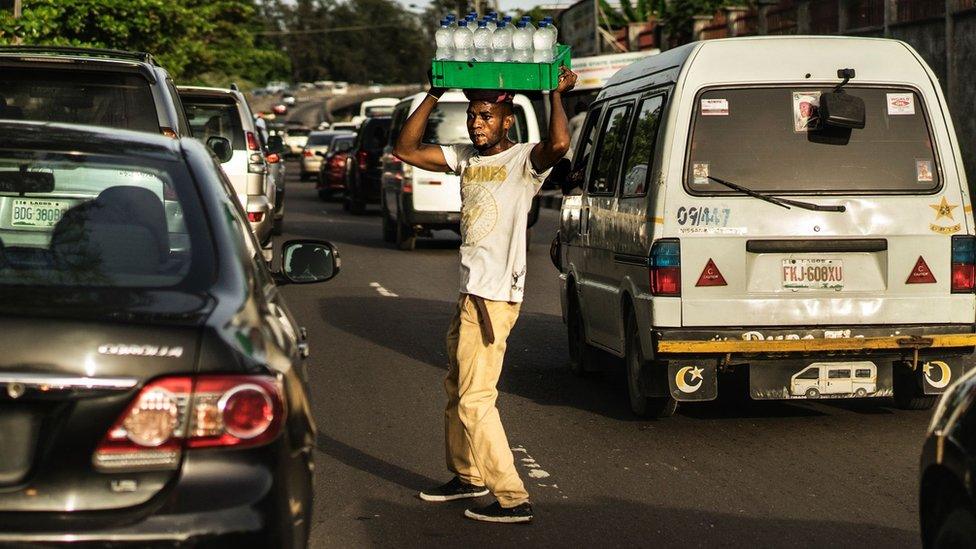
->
[511,445,562,495]
[369,282,398,297]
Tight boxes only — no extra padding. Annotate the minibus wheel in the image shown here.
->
[626,311,676,418]
[567,290,598,375]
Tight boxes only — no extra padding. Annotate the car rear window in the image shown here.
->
[307,133,340,146]
[288,128,311,137]
[0,68,159,132]
[183,97,245,149]
[422,102,530,145]
[361,119,391,150]
[687,87,939,194]
[0,153,212,289]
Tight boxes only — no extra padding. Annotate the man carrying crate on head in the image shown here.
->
[393,65,577,524]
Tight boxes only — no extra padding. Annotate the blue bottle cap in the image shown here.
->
[538,21,548,27]
[497,20,507,28]
[503,15,512,21]
[516,20,526,28]
[458,19,467,26]
[478,20,487,27]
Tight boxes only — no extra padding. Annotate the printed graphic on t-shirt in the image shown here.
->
[511,266,526,294]
[460,183,498,246]
[462,165,508,183]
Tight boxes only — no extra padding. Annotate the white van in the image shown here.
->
[351,97,399,126]
[552,36,976,417]
[790,362,878,398]
[381,91,542,250]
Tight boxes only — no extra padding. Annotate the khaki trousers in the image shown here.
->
[444,294,529,508]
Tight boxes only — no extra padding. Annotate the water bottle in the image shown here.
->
[512,20,533,63]
[473,20,493,62]
[491,20,513,62]
[532,21,555,63]
[485,15,497,31]
[520,15,536,31]
[544,16,558,41]
[435,19,454,60]
[445,13,457,26]
[453,19,474,61]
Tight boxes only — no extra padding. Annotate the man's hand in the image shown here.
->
[554,66,578,95]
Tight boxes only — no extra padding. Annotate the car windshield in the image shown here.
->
[688,87,939,194]
[365,106,394,117]
[0,153,212,289]
[0,68,159,133]
[183,98,245,149]
[307,133,340,146]
[422,102,529,145]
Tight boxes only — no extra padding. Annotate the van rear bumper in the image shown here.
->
[652,325,976,402]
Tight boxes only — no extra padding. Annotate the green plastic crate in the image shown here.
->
[431,45,572,91]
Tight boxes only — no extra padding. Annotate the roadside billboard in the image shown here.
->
[572,50,659,91]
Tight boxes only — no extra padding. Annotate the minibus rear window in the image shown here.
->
[687,87,939,194]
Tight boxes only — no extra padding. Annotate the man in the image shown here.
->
[393,66,577,524]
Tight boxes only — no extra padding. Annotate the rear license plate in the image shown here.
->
[10,198,70,228]
[782,258,843,290]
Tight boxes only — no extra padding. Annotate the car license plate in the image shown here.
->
[10,198,70,228]
[782,258,843,289]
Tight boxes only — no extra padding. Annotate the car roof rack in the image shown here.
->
[0,45,158,65]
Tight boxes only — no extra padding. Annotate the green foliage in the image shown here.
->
[0,0,289,86]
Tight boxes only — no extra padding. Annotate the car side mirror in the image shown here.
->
[274,240,340,285]
[820,92,866,129]
[266,135,286,155]
[206,136,233,163]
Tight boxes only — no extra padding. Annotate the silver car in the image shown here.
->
[179,86,277,247]
[300,131,355,181]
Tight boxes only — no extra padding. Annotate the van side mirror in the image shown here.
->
[820,92,865,129]
[266,135,286,155]
[206,136,233,163]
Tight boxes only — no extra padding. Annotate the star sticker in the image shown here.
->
[689,366,704,381]
[930,197,958,221]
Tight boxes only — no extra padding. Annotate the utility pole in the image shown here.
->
[13,0,22,45]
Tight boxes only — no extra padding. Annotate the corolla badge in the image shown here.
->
[98,344,184,358]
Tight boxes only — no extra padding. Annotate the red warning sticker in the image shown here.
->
[906,256,937,284]
[696,259,727,287]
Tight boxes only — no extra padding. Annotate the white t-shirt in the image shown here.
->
[442,142,551,303]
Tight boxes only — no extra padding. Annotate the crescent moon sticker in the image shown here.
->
[675,366,704,394]
[923,361,952,389]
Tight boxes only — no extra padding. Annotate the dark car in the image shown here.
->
[316,134,356,200]
[344,116,391,215]
[0,45,191,137]
[0,120,337,547]
[921,368,976,548]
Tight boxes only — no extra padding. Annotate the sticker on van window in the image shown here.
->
[792,91,821,132]
[887,93,915,115]
[692,162,710,185]
[915,159,934,182]
[701,99,729,116]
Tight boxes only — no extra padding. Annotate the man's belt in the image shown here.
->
[467,294,495,345]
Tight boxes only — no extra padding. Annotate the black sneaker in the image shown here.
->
[463,501,533,524]
[419,477,490,502]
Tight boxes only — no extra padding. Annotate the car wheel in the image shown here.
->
[805,387,820,399]
[626,310,676,418]
[934,507,976,549]
[893,364,937,410]
[855,387,867,398]
[300,172,309,182]
[342,196,351,211]
[350,198,366,215]
[318,189,331,201]
[381,199,396,243]
[395,206,416,251]
[271,215,283,236]
[566,291,599,376]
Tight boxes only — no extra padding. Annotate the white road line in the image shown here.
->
[511,445,564,497]
[369,282,399,298]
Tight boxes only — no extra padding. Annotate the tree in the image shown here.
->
[0,0,290,87]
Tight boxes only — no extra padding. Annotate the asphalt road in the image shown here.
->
[274,159,931,548]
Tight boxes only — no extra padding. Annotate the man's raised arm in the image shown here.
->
[393,89,452,173]
[531,66,578,172]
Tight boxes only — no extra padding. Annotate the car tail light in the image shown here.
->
[93,375,283,471]
[650,239,681,296]
[951,236,976,293]
[160,127,178,139]
[303,149,314,158]
[357,150,368,171]
[247,211,264,223]
[266,153,281,164]
[248,152,266,174]
[246,131,260,151]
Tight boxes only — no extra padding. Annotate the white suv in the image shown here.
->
[381,91,542,250]
[179,86,277,246]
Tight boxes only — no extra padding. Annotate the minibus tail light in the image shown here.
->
[650,239,681,296]
[951,236,976,293]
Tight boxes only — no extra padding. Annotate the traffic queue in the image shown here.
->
[1,34,976,546]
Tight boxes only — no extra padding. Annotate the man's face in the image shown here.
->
[466,101,514,150]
